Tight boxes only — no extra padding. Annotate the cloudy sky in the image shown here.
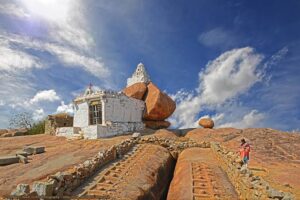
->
[0,0,299,131]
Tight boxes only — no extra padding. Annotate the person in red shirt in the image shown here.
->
[239,138,250,168]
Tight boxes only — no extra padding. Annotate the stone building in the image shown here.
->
[45,113,73,135]
[56,87,145,139]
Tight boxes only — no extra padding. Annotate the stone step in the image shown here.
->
[23,146,45,155]
[0,155,19,165]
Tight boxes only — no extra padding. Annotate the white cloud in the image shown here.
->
[1,33,110,78]
[0,72,35,108]
[199,47,264,105]
[198,28,238,48]
[0,3,29,18]
[170,47,265,128]
[56,101,74,114]
[211,113,225,124]
[0,38,41,72]
[0,100,5,106]
[30,90,60,104]
[44,43,109,77]
[263,47,288,69]
[218,110,265,128]
[0,0,110,78]
[19,0,93,51]
[52,17,94,51]
[33,108,45,121]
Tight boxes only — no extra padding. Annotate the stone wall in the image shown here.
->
[210,142,294,200]
[45,113,73,135]
[11,138,138,197]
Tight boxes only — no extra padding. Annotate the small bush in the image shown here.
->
[27,120,45,135]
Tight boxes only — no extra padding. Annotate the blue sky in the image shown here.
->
[0,0,299,131]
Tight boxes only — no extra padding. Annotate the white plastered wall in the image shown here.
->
[104,95,144,123]
[73,102,89,127]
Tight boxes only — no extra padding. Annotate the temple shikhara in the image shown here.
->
[55,63,176,139]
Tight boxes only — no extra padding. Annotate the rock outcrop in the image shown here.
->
[0,129,28,137]
[198,118,214,129]
[123,64,176,129]
[123,82,147,100]
[143,120,171,129]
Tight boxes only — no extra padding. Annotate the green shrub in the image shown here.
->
[27,120,45,135]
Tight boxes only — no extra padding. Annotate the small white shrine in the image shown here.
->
[56,63,153,139]
[57,86,145,139]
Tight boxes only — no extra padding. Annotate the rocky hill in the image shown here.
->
[0,127,299,199]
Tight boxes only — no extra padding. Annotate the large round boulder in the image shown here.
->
[144,120,171,129]
[143,82,176,120]
[198,118,214,129]
[123,82,147,100]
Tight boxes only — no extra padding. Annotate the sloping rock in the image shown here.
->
[198,118,214,129]
[144,120,171,129]
[0,129,8,136]
[167,148,238,200]
[0,129,28,137]
[108,144,175,200]
[123,82,147,100]
[153,129,179,139]
[143,82,176,120]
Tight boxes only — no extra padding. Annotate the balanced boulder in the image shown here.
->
[123,82,147,100]
[144,120,171,129]
[198,118,214,129]
[143,82,176,121]
[124,64,177,129]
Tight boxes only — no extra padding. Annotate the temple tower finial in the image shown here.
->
[127,63,151,86]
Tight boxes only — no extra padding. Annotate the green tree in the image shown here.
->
[27,120,46,135]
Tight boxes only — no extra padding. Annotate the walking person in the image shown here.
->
[239,138,250,168]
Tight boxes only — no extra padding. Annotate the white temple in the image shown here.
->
[127,63,151,87]
[55,63,153,139]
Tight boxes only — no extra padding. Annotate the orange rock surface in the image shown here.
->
[143,82,176,120]
[167,148,238,200]
[143,120,171,129]
[1,128,300,199]
[0,134,130,196]
[73,144,175,199]
[185,128,300,198]
[198,118,214,129]
[123,82,147,100]
[152,129,179,139]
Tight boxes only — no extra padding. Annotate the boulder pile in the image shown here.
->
[123,82,176,129]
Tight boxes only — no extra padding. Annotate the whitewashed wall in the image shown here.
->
[56,127,80,138]
[73,102,89,127]
[104,96,144,123]
[81,122,144,139]
[71,93,145,139]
